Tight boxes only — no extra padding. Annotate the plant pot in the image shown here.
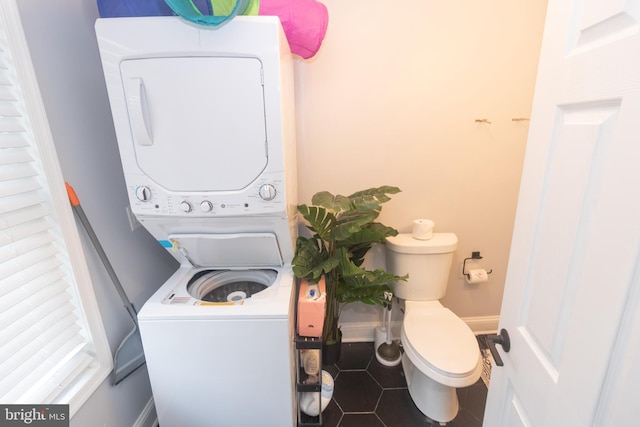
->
[322,330,342,365]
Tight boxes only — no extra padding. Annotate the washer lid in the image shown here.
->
[403,303,479,377]
[170,233,283,268]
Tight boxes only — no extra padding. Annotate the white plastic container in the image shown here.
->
[300,370,334,416]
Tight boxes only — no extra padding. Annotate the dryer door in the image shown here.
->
[120,56,267,192]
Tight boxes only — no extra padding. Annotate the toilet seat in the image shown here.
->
[401,301,482,388]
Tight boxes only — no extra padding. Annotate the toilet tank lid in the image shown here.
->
[386,233,458,254]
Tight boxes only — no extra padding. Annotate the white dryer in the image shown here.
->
[95,16,297,426]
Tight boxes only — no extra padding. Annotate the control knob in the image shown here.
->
[135,186,152,202]
[258,183,277,201]
[200,201,213,212]
[179,201,192,213]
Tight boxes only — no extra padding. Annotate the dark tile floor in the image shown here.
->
[301,339,488,427]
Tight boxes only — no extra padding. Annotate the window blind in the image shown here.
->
[0,0,111,411]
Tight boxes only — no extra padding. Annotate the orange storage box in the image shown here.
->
[297,277,326,337]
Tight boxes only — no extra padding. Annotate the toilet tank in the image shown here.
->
[385,233,458,300]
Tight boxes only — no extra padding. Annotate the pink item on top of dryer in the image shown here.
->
[260,0,328,59]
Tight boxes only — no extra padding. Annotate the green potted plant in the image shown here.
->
[292,186,407,363]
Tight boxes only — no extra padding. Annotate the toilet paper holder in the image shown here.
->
[462,251,493,279]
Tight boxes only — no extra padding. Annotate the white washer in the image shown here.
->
[95,17,297,426]
[138,265,295,427]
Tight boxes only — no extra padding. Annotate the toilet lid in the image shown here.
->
[403,305,480,378]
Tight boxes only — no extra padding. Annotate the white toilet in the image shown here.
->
[385,233,482,424]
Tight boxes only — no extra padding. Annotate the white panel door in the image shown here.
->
[484,0,640,425]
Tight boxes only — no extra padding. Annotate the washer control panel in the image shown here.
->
[126,173,287,217]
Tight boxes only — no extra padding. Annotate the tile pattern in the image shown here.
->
[300,339,488,427]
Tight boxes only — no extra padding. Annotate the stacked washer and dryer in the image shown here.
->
[95,17,298,426]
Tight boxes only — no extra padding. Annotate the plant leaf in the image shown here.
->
[337,269,407,305]
[292,237,340,280]
[347,186,401,211]
[297,205,335,242]
[312,191,352,213]
[331,209,379,241]
[339,222,399,265]
[340,222,398,247]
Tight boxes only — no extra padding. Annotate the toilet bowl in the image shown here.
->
[400,300,482,422]
[385,232,482,423]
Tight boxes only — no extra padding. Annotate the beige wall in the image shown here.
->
[294,0,548,332]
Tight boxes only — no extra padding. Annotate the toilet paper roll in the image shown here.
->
[412,219,434,240]
[466,269,489,284]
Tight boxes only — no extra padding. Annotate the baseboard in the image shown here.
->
[341,321,394,342]
[463,315,500,335]
[341,321,404,343]
[132,398,157,427]
[340,315,499,343]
